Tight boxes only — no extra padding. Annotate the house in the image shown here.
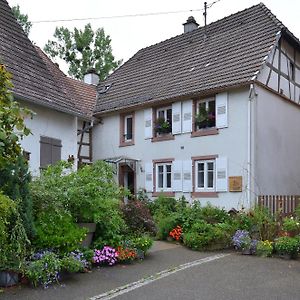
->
[92,3,300,209]
[0,0,96,174]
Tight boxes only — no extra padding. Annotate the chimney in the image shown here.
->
[183,16,199,33]
[83,68,99,85]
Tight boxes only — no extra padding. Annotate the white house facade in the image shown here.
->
[92,4,300,210]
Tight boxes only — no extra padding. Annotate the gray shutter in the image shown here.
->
[52,138,62,164]
[216,92,228,128]
[145,162,153,192]
[40,137,52,168]
[216,157,228,192]
[182,100,193,133]
[172,102,182,135]
[144,109,153,139]
[172,160,182,191]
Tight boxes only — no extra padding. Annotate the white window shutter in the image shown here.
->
[182,160,193,192]
[145,162,153,192]
[172,160,182,191]
[216,92,228,129]
[172,102,182,135]
[182,100,193,133]
[144,108,153,139]
[216,157,228,192]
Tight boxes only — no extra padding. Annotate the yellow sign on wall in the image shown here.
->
[229,176,242,192]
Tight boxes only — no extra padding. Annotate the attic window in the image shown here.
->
[99,84,112,94]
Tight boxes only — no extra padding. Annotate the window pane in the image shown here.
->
[207,170,214,188]
[166,109,172,123]
[158,110,165,119]
[158,165,164,188]
[197,163,204,188]
[207,162,214,171]
[208,100,216,127]
[126,117,133,140]
[166,164,172,188]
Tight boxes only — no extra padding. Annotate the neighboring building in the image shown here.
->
[93,4,300,209]
[0,0,96,174]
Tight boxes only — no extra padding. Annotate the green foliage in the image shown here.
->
[0,65,32,169]
[60,255,84,273]
[121,199,157,235]
[0,155,35,239]
[282,216,300,233]
[274,236,300,255]
[33,211,87,254]
[151,195,177,217]
[44,23,121,80]
[256,240,273,257]
[25,252,61,287]
[156,214,180,240]
[131,236,153,254]
[11,5,32,36]
[0,193,30,271]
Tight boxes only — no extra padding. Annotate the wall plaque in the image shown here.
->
[229,176,242,192]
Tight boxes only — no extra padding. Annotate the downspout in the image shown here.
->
[247,83,256,208]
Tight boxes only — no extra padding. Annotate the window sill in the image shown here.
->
[119,141,135,147]
[152,134,175,142]
[152,192,175,197]
[191,128,218,137]
[191,192,218,198]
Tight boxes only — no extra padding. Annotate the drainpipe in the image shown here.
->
[247,83,256,208]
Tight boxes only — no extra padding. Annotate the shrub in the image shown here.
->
[131,236,153,254]
[121,199,157,235]
[25,251,61,288]
[33,210,87,254]
[156,214,180,240]
[116,246,136,262]
[183,231,210,250]
[60,251,86,273]
[274,236,300,255]
[0,192,29,271]
[152,195,177,218]
[197,203,230,224]
[282,216,300,233]
[256,240,273,257]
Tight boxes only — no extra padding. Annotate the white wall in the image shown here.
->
[19,101,78,176]
[254,84,300,195]
[93,88,250,210]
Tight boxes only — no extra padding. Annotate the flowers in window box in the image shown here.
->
[169,225,182,241]
[195,106,215,128]
[154,117,171,134]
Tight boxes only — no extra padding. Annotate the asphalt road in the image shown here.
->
[2,242,300,300]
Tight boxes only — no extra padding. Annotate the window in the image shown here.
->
[155,106,172,135]
[195,160,215,191]
[195,99,216,130]
[124,115,133,141]
[120,113,135,146]
[40,136,62,168]
[156,163,172,191]
[289,61,295,81]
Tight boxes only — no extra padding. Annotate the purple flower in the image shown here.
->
[93,246,118,266]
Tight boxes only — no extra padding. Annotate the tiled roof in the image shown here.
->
[0,0,95,118]
[94,3,289,115]
[35,47,96,118]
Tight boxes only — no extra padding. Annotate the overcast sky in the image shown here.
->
[7,0,300,73]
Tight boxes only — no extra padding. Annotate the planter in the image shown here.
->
[0,271,19,287]
[78,223,96,247]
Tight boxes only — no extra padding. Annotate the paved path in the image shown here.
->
[2,242,300,300]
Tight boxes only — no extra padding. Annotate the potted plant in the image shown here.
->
[274,236,300,259]
[154,117,171,134]
[256,240,273,257]
[195,106,215,129]
[281,216,300,237]
[232,230,257,254]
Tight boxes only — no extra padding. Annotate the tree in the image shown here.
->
[0,64,32,169]
[44,23,121,80]
[12,4,32,36]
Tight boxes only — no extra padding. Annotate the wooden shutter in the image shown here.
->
[40,137,52,168]
[52,138,62,164]
[40,136,62,168]
[216,157,228,192]
[144,108,153,139]
[216,92,228,129]
[182,160,193,192]
[145,162,153,192]
[172,102,181,135]
[182,100,193,133]
[172,160,182,191]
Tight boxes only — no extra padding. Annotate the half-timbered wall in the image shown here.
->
[257,36,300,104]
